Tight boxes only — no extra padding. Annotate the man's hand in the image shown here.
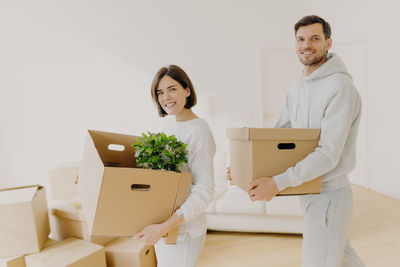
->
[248,177,279,201]
[133,224,167,245]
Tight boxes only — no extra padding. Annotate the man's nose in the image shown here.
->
[302,40,312,49]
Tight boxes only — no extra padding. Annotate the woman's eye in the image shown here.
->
[157,91,163,96]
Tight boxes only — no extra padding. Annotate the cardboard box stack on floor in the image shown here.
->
[44,129,193,266]
[0,184,99,267]
[1,128,192,266]
[227,128,322,195]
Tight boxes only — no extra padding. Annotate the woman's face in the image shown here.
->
[156,75,190,116]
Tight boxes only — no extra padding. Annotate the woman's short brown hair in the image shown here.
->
[151,65,197,117]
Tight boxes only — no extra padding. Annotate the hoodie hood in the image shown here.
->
[302,53,353,82]
[293,53,353,126]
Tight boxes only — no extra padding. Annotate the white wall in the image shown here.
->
[0,0,308,192]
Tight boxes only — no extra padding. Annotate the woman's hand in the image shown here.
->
[133,213,184,245]
[133,224,167,245]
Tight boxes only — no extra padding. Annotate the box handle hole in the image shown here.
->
[145,249,150,255]
[277,143,296,150]
[108,144,125,151]
[131,184,151,191]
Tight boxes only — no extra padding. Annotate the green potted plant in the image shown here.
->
[133,132,188,172]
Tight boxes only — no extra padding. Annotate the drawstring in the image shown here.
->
[294,74,304,123]
[307,82,312,128]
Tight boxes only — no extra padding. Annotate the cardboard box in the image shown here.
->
[0,239,57,267]
[0,255,25,267]
[48,162,79,200]
[25,237,106,267]
[0,185,50,258]
[227,128,322,195]
[49,200,114,246]
[105,238,157,267]
[78,130,192,242]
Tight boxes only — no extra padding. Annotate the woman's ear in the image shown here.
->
[185,87,191,97]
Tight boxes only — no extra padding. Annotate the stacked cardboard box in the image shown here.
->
[48,162,80,201]
[49,199,114,245]
[25,238,106,267]
[0,239,57,267]
[105,238,157,267]
[227,128,322,195]
[0,185,50,258]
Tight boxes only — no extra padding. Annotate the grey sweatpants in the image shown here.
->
[154,233,206,267]
[300,184,365,267]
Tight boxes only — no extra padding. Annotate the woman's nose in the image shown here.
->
[161,91,171,101]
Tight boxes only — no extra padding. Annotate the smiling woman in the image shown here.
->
[150,65,197,121]
[133,65,216,267]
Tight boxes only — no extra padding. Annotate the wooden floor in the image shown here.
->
[197,185,400,267]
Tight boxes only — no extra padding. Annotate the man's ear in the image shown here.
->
[326,38,332,50]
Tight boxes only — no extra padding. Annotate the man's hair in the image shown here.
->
[294,15,331,39]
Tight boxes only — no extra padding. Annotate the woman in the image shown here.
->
[133,65,216,267]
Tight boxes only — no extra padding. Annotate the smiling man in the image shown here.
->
[248,16,366,266]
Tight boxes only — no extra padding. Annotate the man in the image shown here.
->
[248,15,365,266]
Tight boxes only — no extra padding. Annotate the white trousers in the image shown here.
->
[300,184,365,267]
[154,233,206,267]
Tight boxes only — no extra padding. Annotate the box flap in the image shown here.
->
[52,208,86,222]
[88,130,139,168]
[0,185,42,205]
[227,128,320,141]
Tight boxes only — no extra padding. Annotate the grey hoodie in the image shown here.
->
[273,53,362,192]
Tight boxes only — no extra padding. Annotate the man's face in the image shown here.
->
[295,23,332,66]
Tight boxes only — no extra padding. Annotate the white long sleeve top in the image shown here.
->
[273,53,362,192]
[162,118,216,238]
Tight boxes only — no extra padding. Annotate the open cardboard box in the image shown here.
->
[78,130,191,244]
[227,128,322,195]
[0,185,50,258]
